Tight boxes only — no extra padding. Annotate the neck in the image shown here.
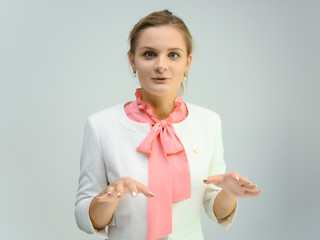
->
[140,88,177,121]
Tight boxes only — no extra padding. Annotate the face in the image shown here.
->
[129,25,192,98]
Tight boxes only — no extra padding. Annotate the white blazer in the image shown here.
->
[74,102,237,240]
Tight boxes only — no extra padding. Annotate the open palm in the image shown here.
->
[203,172,262,198]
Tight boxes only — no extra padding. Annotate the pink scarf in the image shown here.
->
[124,88,191,240]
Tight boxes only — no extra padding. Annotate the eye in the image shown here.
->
[143,51,155,58]
[169,52,179,58]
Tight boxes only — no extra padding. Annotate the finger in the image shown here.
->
[228,171,240,182]
[136,182,154,198]
[123,178,144,197]
[97,194,113,202]
[240,184,258,191]
[239,176,251,186]
[96,193,112,202]
[126,182,138,197]
[106,185,115,196]
[96,187,114,202]
[115,182,124,198]
[205,174,223,186]
[244,189,262,197]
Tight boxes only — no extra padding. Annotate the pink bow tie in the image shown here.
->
[137,119,191,240]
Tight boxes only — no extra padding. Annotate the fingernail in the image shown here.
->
[106,192,112,196]
[117,192,120,197]
[131,191,137,197]
[149,191,154,197]
[203,178,208,183]
[236,177,240,181]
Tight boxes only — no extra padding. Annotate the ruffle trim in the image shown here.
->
[135,88,184,123]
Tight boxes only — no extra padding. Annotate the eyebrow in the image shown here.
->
[139,46,184,52]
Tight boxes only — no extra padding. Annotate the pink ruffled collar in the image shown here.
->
[134,88,184,123]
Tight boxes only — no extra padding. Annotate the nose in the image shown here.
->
[153,55,167,72]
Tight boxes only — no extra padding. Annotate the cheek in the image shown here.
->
[136,61,153,74]
[171,62,186,75]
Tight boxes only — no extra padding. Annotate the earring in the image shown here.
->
[133,69,137,79]
[183,72,188,81]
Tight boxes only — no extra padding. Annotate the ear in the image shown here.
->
[185,54,192,72]
[128,52,136,69]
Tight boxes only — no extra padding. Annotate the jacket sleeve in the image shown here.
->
[202,114,237,230]
[74,117,115,238]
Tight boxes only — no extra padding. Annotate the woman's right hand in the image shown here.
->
[96,176,154,202]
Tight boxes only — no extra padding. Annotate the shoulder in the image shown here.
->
[86,103,124,126]
[185,102,221,122]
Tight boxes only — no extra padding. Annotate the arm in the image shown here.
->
[213,189,237,220]
[205,171,261,219]
[202,114,237,229]
[89,196,119,229]
[74,117,116,235]
[203,114,261,227]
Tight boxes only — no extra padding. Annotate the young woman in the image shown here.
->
[74,10,261,240]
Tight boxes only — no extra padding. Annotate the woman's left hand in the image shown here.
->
[203,171,262,198]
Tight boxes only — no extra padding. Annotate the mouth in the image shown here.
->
[152,77,169,81]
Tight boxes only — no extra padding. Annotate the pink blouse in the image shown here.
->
[124,88,191,240]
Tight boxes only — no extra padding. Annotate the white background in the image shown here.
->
[1,0,319,239]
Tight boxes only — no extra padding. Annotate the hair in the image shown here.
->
[128,9,194,96]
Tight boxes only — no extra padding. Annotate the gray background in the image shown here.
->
[1,0,319,239]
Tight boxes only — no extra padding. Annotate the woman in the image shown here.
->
[74,9,261,240]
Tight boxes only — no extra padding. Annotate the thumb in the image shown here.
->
[203,174,223,186]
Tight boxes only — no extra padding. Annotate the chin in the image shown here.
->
[143,85,176,97]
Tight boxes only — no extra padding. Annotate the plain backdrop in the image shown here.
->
[0,0,319,239]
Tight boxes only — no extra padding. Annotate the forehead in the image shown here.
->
[136,25,186,51]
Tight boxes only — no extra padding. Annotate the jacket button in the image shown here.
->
[192,145,201,153]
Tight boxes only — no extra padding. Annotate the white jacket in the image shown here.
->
[74,102,237,240]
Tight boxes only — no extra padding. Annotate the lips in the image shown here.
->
[152,77,169,81]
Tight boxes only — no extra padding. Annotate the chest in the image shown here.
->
[98,121,216,189]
